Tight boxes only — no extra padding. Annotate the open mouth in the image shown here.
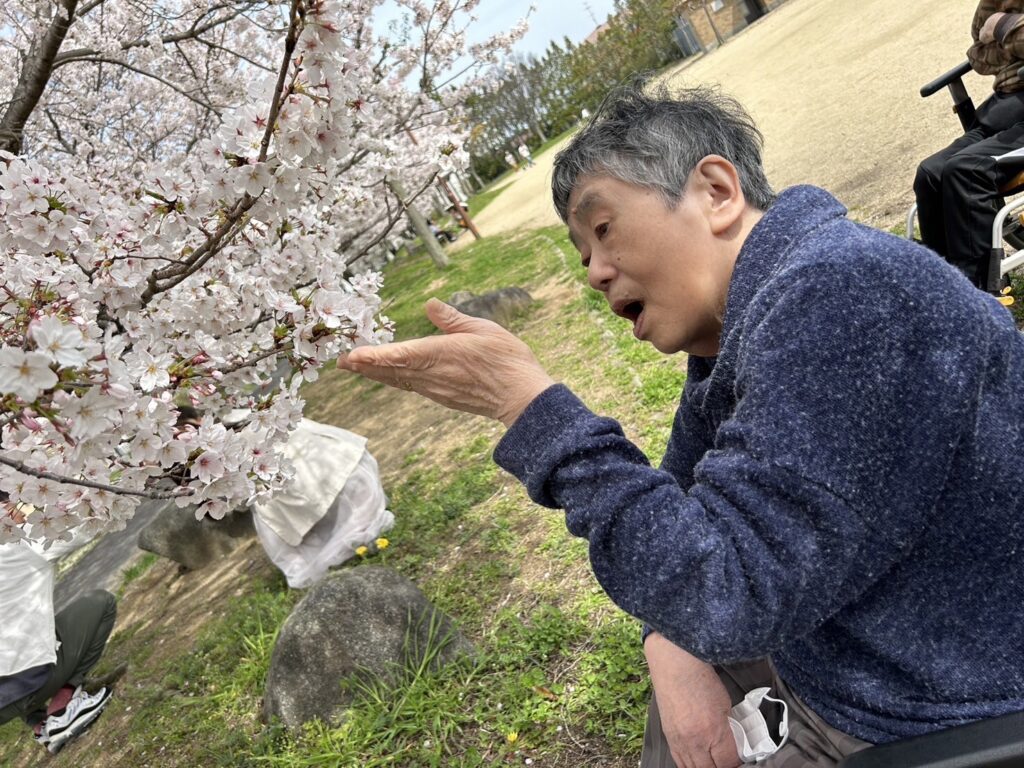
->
[617,300,644,324]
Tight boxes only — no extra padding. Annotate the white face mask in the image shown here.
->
[727,686,790,763]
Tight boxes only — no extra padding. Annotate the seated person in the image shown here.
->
[914,0,1024,287]
[340,81,1024,767]
[0,499,117,755]
[426,217,457,243]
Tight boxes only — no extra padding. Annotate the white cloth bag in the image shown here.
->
[252,420,393,588]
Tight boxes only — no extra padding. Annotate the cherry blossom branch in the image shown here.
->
[193,36,276,73]
[0,455,183,500]
[342,172,440,263]
[134,0,301,305]
[44,108,76,154]
[259,0,302,163]
[55,4,265,66]
[71,56,223,113]
[141,202,255,302]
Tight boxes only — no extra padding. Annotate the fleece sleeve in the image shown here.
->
[494,258,987,663]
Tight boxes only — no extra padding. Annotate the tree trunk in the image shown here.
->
[531,121,548,144]
[0,0,79,154]
[387,178,449,269]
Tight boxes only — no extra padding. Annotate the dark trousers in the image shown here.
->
[0,590,117,728]
[914,90,1024,286]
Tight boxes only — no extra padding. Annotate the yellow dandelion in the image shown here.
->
[355,545,369,557]
[375,537,390,550]
[505,731,518,745]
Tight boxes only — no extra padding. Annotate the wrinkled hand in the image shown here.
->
[981,12,1005,44]
[645,632,741,768]
[337,298,555,428]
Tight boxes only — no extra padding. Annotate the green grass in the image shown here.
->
[0,220,684,768]
[379,225,570,341]
[116,553,159,598]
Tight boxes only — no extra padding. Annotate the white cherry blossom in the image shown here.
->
[30,316,88,367]
[0,348,59,401]
[0,0,527,543]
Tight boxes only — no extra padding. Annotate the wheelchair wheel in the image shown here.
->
[1004,216,1024,251]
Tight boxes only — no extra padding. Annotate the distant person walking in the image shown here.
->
[504,151,519,173]
[0,501,117,755]
[517,142,535,168]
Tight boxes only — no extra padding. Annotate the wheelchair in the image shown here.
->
[905,61,1024,300]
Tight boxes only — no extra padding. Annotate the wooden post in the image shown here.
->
[405,127,483,240]
[703,3,725,47]
[438,175,481,240]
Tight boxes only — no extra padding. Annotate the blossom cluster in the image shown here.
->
[0,0,525,543]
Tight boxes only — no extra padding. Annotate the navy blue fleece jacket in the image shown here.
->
[494,186,1024,743]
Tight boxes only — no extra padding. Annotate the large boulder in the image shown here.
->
[263,566,475,729]
[136,501,254,571]
[449,287,533,328]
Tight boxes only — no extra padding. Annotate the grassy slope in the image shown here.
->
[0,185,687,767]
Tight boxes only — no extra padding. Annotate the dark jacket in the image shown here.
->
[495,186,1024,743]
[968,0,1024,92]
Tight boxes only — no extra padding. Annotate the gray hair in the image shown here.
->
[552,79,776,221]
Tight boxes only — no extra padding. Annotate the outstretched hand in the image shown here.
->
[337,298,556,428]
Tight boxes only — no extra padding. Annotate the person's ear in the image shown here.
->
[691,155,747,236]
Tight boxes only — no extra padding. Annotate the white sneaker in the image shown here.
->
[43,686,113,754]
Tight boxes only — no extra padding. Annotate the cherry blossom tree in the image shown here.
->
[0,0,526,543]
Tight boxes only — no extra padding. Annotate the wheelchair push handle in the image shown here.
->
[920,61,977,131]
[920,60,974,97]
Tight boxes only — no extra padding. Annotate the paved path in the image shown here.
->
[54,500,164,612]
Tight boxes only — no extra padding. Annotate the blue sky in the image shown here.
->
[475,0,620,58]
[377,0,621,60]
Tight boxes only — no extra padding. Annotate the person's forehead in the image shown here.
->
[569,174,616,211]
[569,174,656,216]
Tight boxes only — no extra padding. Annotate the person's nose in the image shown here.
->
[587,249,616,292]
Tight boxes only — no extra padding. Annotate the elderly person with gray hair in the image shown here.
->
[337,79,1024,767]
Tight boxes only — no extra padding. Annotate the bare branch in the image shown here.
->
[0,0,80,154]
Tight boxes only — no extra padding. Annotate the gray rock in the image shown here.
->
[262,566,475,729]
[136,501,253,571]
[447,290,476,306]
[449,287,533,328]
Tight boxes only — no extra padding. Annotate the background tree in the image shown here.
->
[465,0,686,184]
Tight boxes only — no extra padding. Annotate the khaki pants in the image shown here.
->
[641,658,870,768]
[0,590,117,728]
